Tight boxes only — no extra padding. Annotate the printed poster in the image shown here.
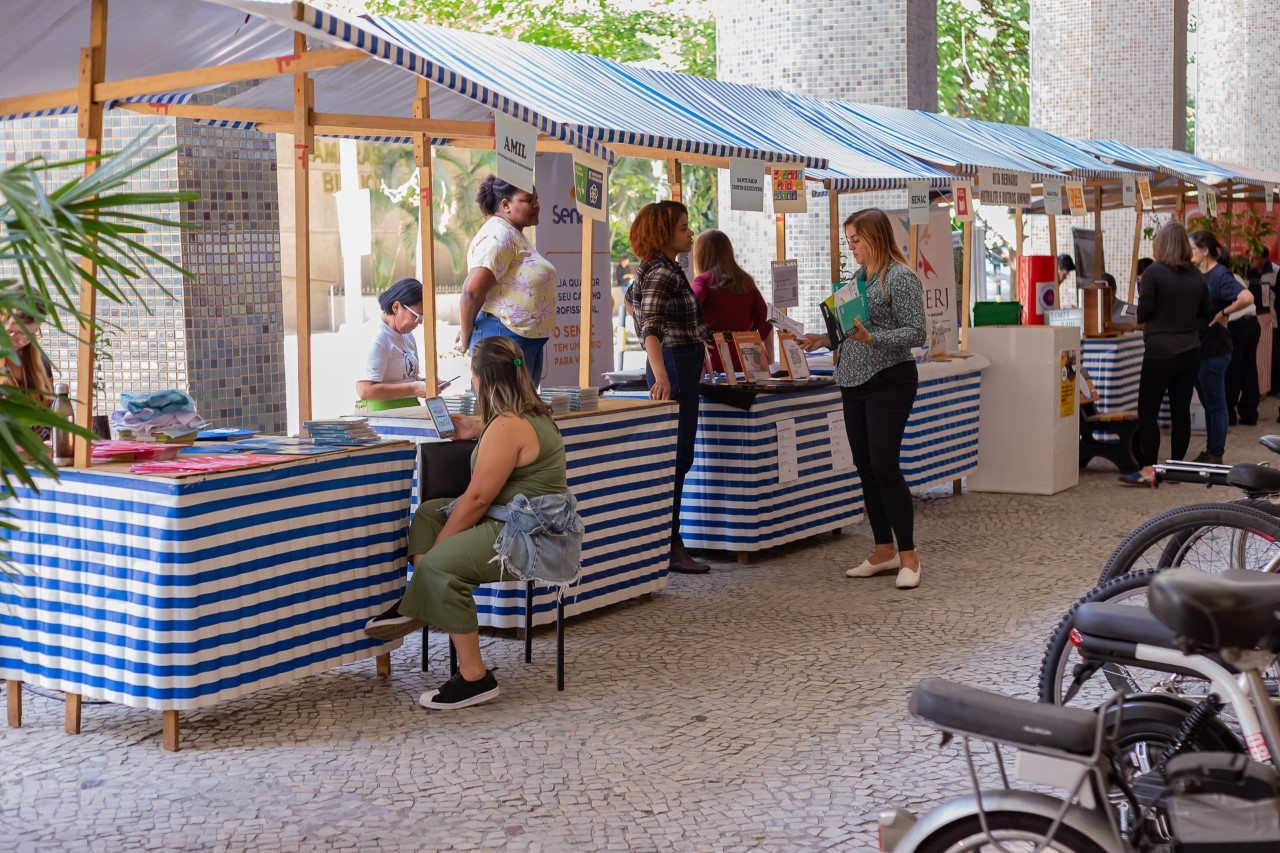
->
[571,156,607,222]
[1059,349,1078,418]
[953,181,974,221]
[886,207,960,354]
[1137,177,1154,211]
[1065,182,1088,217]
[494,111,538,193]
[729,157,766,212]
[771,167,807,214]
[770,259,799,308]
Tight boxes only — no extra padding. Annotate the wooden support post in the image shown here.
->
[1093,186,1106,280]
[960,220,973,351]
[413,78,439,394]
[291,26,316,423]
[6,680,21,728]
[775,213,786,262]
[72,0,108,469]
[1129,205,1143,302]
[666,159,682,202]
[952,479,963,496]
[737,552,749,565]
[828,190,841,285]
[1013,209,1024,272]
[579,217,594,388]
[376,652,391,677]
[1177,187,1187,222]
[65,693,82,735]
[162,710,180,752]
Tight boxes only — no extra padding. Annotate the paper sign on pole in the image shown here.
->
[1122,175,1136,208]
[953,181,974,221]
[770,259,799,308]
[1065,182,1088,216]
[908,180,931,225]
[494,111,538,193]
[729,157,766,212]
[977,167,1032,208]
[1200,184,1218,219]
[1268,185,1276,213]
[572,156,607,222]
[1137,176,1153,211]
[1042,178,1063,217]
[771,167,807,214]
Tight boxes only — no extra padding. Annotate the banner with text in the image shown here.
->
[908,180,931,225]
[977,167,1032,208]
[771,167,807,214]
[887,207,959,353]
[1042,177,1063,216]
[729,157,766,212]
[494,111,538,193]
[534,153,612,387]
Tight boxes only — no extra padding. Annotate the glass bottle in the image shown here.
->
[50,382,75,467]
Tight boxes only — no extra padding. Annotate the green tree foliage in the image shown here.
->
[937,0,1030,126]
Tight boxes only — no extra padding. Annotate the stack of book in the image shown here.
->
[541,386,599,412]
[540,393,571,416]
[443,392,477,416]
[303,418,381,446]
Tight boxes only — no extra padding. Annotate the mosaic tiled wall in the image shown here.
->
[713,0,935,333]
[2,97,285,434]
[1194,0,1280,173]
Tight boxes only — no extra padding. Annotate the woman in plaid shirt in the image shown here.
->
[625,201,712,574]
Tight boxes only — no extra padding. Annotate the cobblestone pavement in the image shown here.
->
[4,421,1279,852]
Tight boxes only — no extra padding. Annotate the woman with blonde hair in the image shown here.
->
[800,208,927,589]
[690,229,770,374]
[365,335,574,710]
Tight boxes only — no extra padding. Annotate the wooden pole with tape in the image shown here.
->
[960,220,973,351]
[291,15,315,425]
[1093,185,1106,282]
[1129,203,1143,303]
[412,78,439,394]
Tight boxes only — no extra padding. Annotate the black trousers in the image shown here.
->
[840,361,919,552]
[1226,316,1261,422]
[1137,348,1200,467]
[646,343,705,539]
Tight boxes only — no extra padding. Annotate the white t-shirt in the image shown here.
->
[466,216,558,337]
[364,321,422,384]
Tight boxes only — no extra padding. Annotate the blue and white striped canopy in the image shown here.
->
[949,117,1139,181]
[1070,139,1236,188]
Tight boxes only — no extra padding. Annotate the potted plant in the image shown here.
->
[91,331,114,439]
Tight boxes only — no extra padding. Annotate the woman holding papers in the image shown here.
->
[626,200,712,574]
[355,278,428,412]
[800,208,927,589]
[690,229,770,375]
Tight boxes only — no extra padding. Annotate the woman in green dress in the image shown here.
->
[364,335,569,710]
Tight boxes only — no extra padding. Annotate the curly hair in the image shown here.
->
[629,200,688,261]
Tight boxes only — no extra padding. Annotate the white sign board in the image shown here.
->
[977,167,1032,208]
[887,207,959,354]
[908,180,931,225]
[494,111,538,193]
[826,412,854,472]
[1122,175,1136,208]
[770,259,799,308]
[533,153,611,387]
[776,420,799,484]
[771,167,808,214]
[1042,178,1063,217]
[728,157,766,212]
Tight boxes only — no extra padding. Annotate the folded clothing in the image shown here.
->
[121,389,197,421]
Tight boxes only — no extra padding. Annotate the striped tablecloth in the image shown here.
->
[369,402,678,629]
[0,444,417,712]
[610,355,987,555]
[1081,332,1144,413]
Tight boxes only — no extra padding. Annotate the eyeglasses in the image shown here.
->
[401,304,423,325]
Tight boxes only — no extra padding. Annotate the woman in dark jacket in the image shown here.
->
[1120,222,1211,486]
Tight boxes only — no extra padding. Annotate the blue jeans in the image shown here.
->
[1196,353,1231,457]
[470,311,548,386]
[645,343,705,539]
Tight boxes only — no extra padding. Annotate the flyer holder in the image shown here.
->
[778,332,811,380]
[731,331,773,383]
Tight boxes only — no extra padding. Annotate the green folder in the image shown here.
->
[823,277,870,334]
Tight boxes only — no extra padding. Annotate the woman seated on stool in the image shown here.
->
[364,336,572,710]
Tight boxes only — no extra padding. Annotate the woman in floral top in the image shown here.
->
[457,175,558,385]
[801,208,927,589]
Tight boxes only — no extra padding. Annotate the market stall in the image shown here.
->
[366,398,678,628]
[0,442,416,750]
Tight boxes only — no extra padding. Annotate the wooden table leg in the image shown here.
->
[64,693,82,735]
[162,710,180,752]
[952,478,963,496]
[6,680,21,728]
[376,652,391,677]
[737,552,750,565]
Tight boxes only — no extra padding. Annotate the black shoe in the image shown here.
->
[363,600,426,641]
[1194,451,1224,465]
[1241,417,1259,426]
[419,670,500,710]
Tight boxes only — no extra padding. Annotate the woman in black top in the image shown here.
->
[1190,230,1253,464]
[626,200,711,574]
[1121,223,1211,485]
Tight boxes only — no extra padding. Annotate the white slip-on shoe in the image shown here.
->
[895,565,921,589]
[845,554,901,578]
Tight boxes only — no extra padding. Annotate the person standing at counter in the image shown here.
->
[1189,230,1253,463]
[456,176,557,385]
[626,200,711,574]
[799,209,927,590]
[355,278,427,411]
[1120,223,1210,487]
[690,229,770,375]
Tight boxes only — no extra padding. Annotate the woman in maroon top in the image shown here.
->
[690,229,770,374]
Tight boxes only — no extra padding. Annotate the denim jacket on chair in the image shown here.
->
[444,491,585,585]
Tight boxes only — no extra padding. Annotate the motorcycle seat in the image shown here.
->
[909,678,1098,756]
[1151,569,1280,652]
[1075,601,1180,648]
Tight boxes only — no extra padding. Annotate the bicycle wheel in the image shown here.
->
[909,811,1108,853]
[1097,502,1280,585]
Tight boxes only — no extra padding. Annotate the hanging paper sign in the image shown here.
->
[493,111,538,193]
[1137,176,1154,211]
[1267,185,1276,213]
[1200,184,1218,219]
[953,181,974,221]
[977,167,1031,208]
[572,157,607,222]
[1122,175,1136,208]
[908,180,931,225]
[1065,182,1088,216]
[1042,178,1063,216]
[771,167,807,214]
[770,259,800,308]
[729,157,766,212]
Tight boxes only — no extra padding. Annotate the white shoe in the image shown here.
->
[896,565,921,589]
[845,554,901,578]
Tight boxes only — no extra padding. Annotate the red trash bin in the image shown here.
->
[1018,255,1058,325]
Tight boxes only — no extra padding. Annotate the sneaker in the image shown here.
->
[363,600,426,641]
[1194,451,1224,465]
[419,670,500,710]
